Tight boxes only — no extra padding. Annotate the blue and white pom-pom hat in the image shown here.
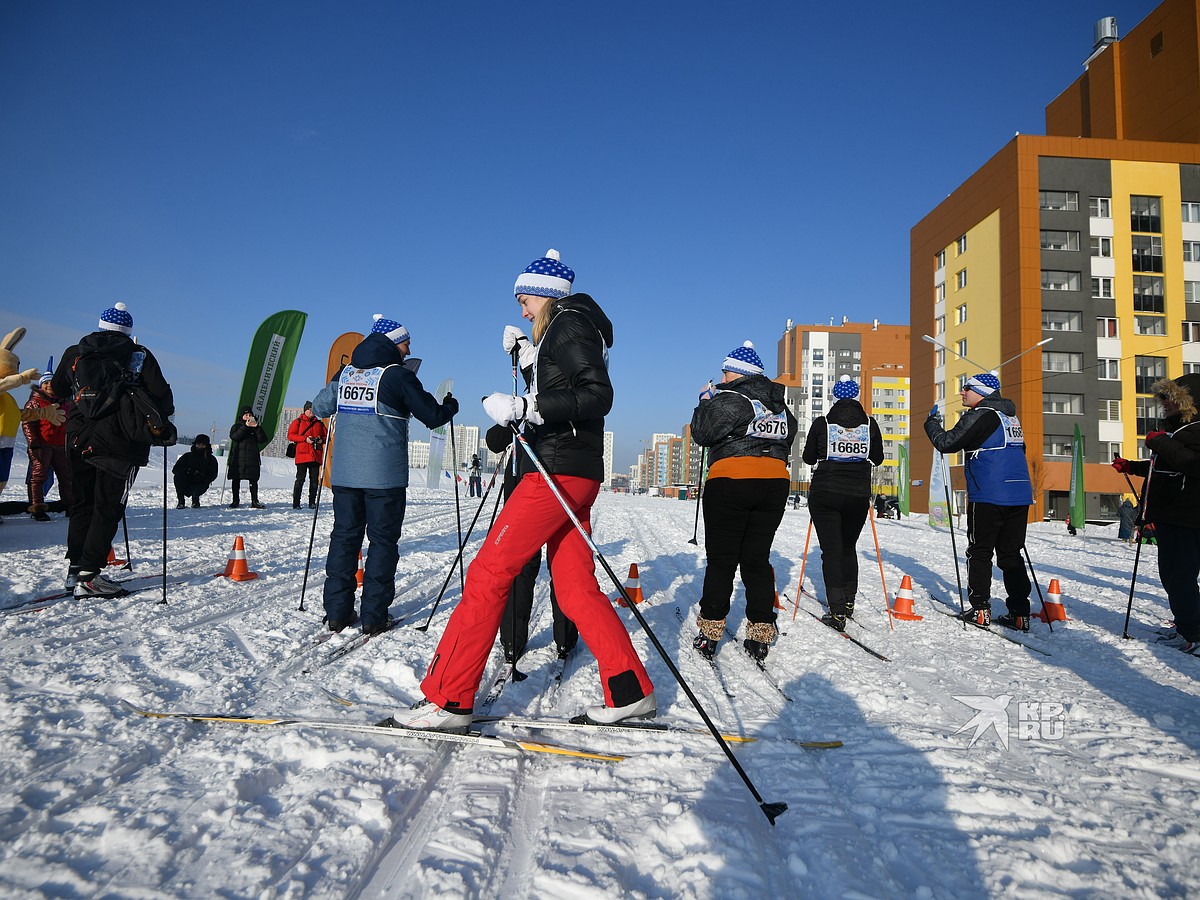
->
[514,248,575,299]
[965,371,1001,396]
[98,302,134,335]
[371,314,411,345]
[722,341,765,377]
[832,375,860,400]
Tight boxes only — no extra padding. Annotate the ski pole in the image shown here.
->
[417,447,510,632]
[792,518,813,621]
[943,459,967,625]
[866,504,894,631]
[510,426,787,825]
[1021,546,1053,633]
[687,448,706,545]
[121,512,133,571]
[298,415,336,613]
[159,445,168,605]
[1122,457,1155,639]
[449,409,465,594]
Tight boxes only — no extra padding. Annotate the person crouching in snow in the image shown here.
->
[172,434,218,508]
[689,341,797,661]
[391,249,654,732]
[1111,373,1200,655]
[803,375,883,632]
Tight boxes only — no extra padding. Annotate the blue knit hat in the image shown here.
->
[514,248,575,299]
[722,341,764,376]
[965,372,1001,396]
[832,375,860,399]
[98,302,133,335]
[371,314,410,345]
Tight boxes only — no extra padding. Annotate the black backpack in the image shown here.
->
[70,346,130,420]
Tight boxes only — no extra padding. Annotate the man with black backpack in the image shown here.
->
[51,303,175,597]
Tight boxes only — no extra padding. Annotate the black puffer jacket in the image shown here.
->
[173,443,219,489]
[528,294,613,482]
[691,374,798,465]
[1129,374,1200,528]
[803,398,884,498]
[228,413,267,478]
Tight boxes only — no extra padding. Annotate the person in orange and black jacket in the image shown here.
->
[287,401,327,509]
[803,375,884,633]
[1112,373,1200,655]
[690,340,798,662]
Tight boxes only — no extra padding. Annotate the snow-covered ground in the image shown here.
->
[1,450,1197,898]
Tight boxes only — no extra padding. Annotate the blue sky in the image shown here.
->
[0,1,1158,470]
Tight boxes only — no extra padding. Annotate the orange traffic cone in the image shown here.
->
[355,550,365,588]
[216,536,258,582]
[889,575,923,621]
[1035,578,1069,622]
[614,563,644,607]
[105,546,127,568]
[771,565,787,611]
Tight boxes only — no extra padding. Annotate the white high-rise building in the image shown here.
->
[408,440,430,470]
[442,425,479,470]
[603,431,614,487]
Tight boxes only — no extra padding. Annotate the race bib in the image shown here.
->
[744,399,789,441]
[826,423,870,461]
[337,366,386,415]
[999,412,1024,446]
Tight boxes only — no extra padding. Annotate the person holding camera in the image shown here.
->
[228,406,267,508]
[287,401,326,509]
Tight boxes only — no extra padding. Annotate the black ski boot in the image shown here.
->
[692,633,719,659]
[820,613,847,633]
[743,639,770,661]
[994,613,1029,632]
[958,605,991,627]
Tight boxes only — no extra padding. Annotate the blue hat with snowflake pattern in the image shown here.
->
[965,372,1001,396]
[514,248,575,299]
[98,302,133,335]
[722,341,765,376]
[371,314,410,345]
[832,375,860,399]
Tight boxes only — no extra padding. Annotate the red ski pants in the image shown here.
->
[421,473,653,711]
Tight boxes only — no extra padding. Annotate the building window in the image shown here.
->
[956,339,967,358]
[956,235,967,254]
[1134,315,1166,336]
[1184,241,1200,262]
[955,304,967,324]
[936,349,945,367]
[935,282,946,303]
[935,315,945,335]
[1133,275,1165,313]
[1041,270,1080,291]
[1132,235,1164,272]
[1185,363,1200,375]
[1098,358,1120,380]
[1184,321,1200,343]
[1096,399,1121,422]
[1188,282,1200,303]
[1183,201,1200,223]
[1130,195,1161,233]
[1044,435,1073,457]
[1040,190,1079,211]
[936,382,946,401]
[1044,393,1084,415]
[1097,317,1119,338]
[1041,230,1079,251]
[1102,442,1123,463]
[1043,310,1082,332]
[839,349,852,357]
[1092,276,1114,298]
[1136,398,1159,435]
[955,269,967,289]
[1090,236,1112,258]
[936,249,946,269]
[812,349,824,363]
[1043,351,1084,373]
[1135,356,1167,394]
[1090,196,1112,218]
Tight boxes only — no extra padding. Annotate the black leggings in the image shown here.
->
[807,490,870,617]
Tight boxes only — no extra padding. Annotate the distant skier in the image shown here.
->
[467,453,482,498]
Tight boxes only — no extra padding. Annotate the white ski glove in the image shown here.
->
[482,392,544,427]
[502,325,537,370]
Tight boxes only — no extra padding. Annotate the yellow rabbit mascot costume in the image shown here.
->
[0,327,65,512]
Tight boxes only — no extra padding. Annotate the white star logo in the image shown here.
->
[954,694,1012,749]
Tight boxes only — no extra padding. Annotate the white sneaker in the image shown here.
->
[583,691,657,724]
[1156,632,1186,647]
[387,699,473,733]
[74,571,129,598]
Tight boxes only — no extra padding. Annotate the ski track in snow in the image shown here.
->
[1,451,1198,897]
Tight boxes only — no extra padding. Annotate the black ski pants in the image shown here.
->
[808,489,870,617]
[699,477,789,626]
[66,447,135,573]
[500,547,578,660]
[965,501,1031,615]
[293,462,320,506]
[1155,522,1200,642]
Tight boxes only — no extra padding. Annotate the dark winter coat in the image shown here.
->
[924,393,1032,506]
[50,331,174,473]
[172,444,219,491]
[228,417,267,478]
[1117,499,1137,539]
[1127,374,1200,529]
[286,413,327,466]
[691,374,798,467]
[527,293,613,482]
[802,398,884,499]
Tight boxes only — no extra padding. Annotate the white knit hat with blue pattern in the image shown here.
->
[98,302,133,334]
[514,248,575,299]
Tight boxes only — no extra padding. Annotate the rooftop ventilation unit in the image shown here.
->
[1093,16,1118,50]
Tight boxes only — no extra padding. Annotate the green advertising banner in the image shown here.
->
[898,442,910,517]
[1069,423,1085,532]
[236,310,308,447]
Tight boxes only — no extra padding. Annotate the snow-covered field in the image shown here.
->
[1,450,1197,899]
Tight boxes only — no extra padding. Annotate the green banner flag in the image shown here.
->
[236,310,308,447]
[898,442,910,517]
[1069,423,1085,532]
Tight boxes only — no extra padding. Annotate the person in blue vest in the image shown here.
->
[312,315,457,636]
[925,371,1033,631]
